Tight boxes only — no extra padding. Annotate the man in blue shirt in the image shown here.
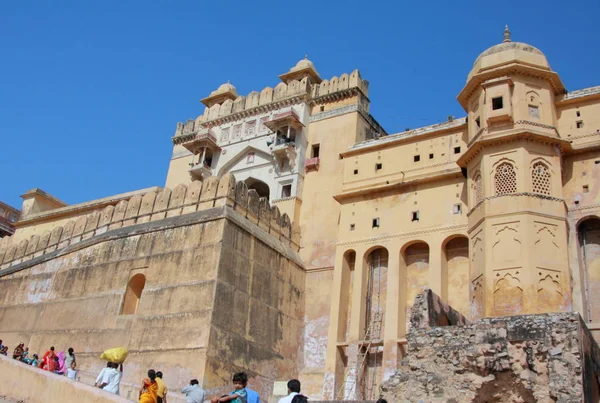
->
[246,388,260,403]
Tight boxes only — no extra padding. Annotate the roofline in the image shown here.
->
[340,118,467,158]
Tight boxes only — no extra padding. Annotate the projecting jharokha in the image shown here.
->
[1,27,600,402]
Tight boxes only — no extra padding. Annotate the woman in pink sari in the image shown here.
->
[55,351,66,374]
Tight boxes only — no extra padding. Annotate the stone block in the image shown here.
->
[215,173,236,207]
[151,188,171,221]
[234,181,248,217]
[58,220,75,249]
[258,197,271,232]
[109,200,128,230]
[198,176,220,210]
[182,180,202,214]
[247,189,260,225]
[167,184,187,217]
[83,211,101,239]
[123,194,142,226]
[136,191,156,224]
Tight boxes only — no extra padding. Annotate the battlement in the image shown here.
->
[172,69,369,139]
[0,174,300,273]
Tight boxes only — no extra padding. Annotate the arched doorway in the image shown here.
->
[245,177,270,200]
[578,217,600,322]
[443,236,469,316]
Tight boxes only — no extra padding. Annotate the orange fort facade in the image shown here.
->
[0,28,599,401]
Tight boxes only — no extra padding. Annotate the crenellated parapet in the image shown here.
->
[172,66,369,142]
[0,174,300,271]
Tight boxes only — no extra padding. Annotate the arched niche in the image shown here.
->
[121,273,146,315]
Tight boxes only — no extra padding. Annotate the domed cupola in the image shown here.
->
[201,81,239,107]
[467,26,551,82]
[279,56,322,84]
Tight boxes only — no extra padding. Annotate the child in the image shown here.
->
[29,354,39,366]
[67,361,79,381]
[211,372,248,403]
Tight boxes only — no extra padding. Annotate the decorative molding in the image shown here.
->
[310,104,360,123]
[271,196,302,204]
[567,202,600,213]
[336,224,468,247]
[342,161,458,186]
[467,192,565,217]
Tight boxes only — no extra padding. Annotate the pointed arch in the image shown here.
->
[216,145,274,177]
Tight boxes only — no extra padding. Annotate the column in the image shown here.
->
[382,242,401,380]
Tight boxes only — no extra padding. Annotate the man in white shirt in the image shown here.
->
[95,362,112,386]
[278,379,301,403]
[99,362,123,395]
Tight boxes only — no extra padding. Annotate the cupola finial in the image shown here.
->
[503,25,511,43]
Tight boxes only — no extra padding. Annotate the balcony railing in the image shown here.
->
[305,157,320,171]
[188,163,212,181]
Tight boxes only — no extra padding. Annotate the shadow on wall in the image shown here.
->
[0,174,301,273]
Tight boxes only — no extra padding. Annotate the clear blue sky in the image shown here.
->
[1,0,598,209]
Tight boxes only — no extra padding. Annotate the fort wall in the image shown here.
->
[0,174,305,402]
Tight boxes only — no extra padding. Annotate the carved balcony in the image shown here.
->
[180,128,220,153]
[305,157,320,171]
[188,163,212,181]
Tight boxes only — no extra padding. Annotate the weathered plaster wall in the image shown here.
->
[0,354,131,403]
[0,174,305,402]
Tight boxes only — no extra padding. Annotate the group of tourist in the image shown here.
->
[0,340,78,380]
[2,338,389,402]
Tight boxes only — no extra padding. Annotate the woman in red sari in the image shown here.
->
[139,369,158,403]
[40,346,56,371]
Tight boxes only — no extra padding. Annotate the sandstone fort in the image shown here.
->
[1,27,600,402]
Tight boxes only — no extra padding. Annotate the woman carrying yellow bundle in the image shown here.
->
[139,369,159,403]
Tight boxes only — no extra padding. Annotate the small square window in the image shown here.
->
[453,204,462,215]
[350,224,355,231]
[429,153,434,159]
[353,169,359,175]
[312,144,320,158]
[595,160,600,165]
[454,147,461,154]
[320,105,325,112]
[576,111,581,117]
[492,97,503,110]
[583,185,589,193]
[281,184,292,198]
[475,117,481,128]
[372,218,380,228]
[576,121,584,129]
[414,155,420,162]
[376,163,383,171]
[411,211,419,222]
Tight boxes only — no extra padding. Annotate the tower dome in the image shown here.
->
[279,56,322,84]
[467,26,551,81]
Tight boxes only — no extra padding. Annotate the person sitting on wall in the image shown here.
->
[210,372,248,403]
[66,361,79,381]
[12,342,24,360]
[181,379,206,403]
[39,346,55,370]
[0,346,8,356]
[64,347,76,374]
[28,353,39,366]
[278,379,301,403]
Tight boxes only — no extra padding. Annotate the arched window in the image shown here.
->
[245,177,270,200]
[532,162,551,195]
[494,163,517,195]
[121,274,146,315]
[474,172,483,204]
